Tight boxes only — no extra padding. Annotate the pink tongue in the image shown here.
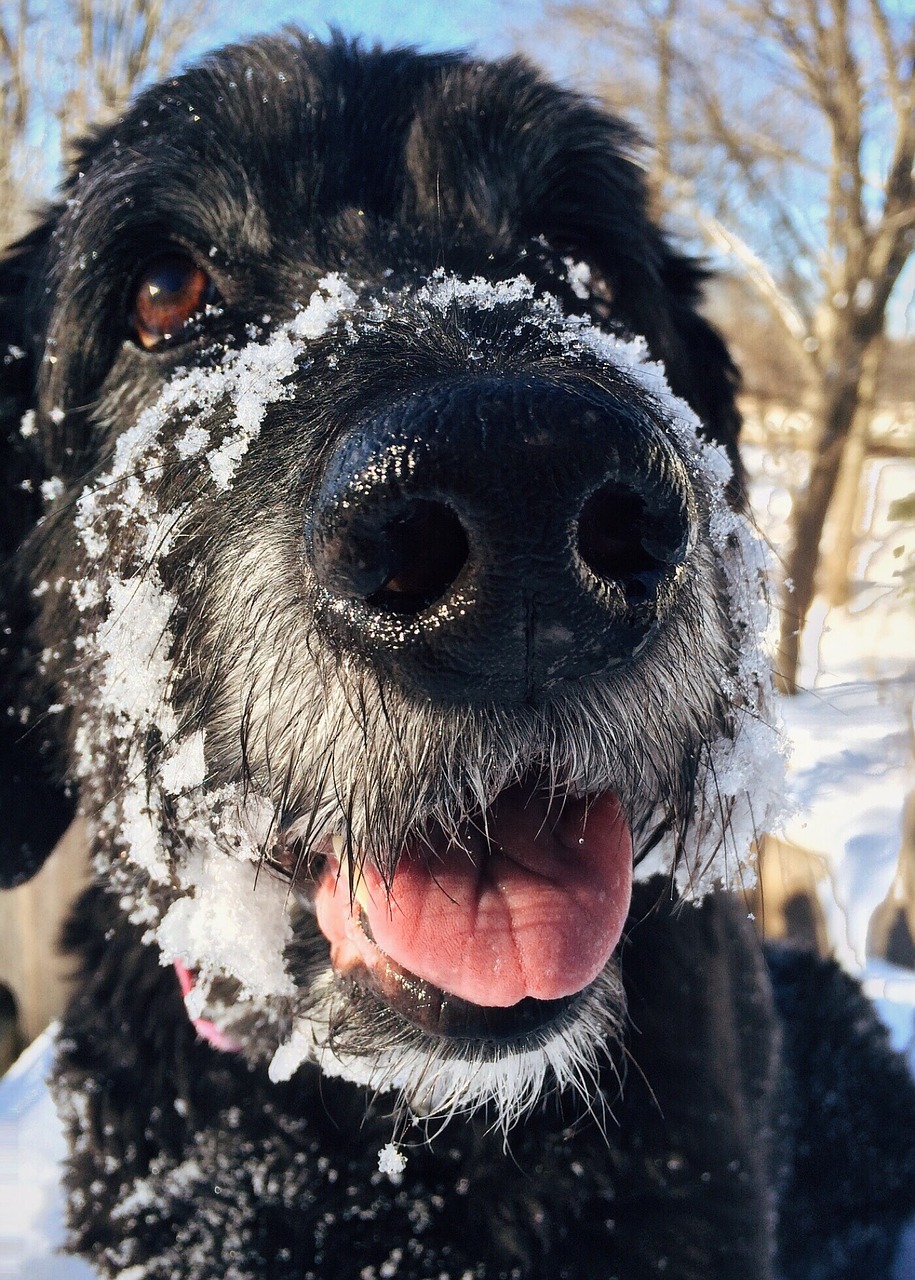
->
[314,789,632,1008]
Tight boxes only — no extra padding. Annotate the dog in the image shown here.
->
[2,31,915,1280]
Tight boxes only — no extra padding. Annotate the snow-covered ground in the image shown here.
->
[750,446,915,984]
[1,450,913,1276]
[0,1031,91,1280]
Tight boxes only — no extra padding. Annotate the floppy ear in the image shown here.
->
[0,225,75,888]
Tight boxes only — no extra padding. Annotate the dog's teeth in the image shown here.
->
[347,861,374,912]
[331,831,373,910]
[352,874,373,913]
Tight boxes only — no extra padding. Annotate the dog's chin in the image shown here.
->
[286,957,627,1133]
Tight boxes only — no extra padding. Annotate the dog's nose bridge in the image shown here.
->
[305,376,696,703]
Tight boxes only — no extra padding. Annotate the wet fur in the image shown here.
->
[1,32,914,1280]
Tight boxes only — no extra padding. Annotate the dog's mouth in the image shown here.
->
[303,783,633,1038]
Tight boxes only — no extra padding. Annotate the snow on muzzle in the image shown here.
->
[314,785,632,1010]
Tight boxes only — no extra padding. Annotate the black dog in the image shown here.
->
[2,33,914,1280]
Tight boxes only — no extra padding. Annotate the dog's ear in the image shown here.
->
[0,224,75,888]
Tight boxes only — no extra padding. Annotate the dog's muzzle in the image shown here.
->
[305,375,696,704]
[296,373,696,1018]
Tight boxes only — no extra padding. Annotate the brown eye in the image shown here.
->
[131,254,212,350]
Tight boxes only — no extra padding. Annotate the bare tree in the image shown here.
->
[538,0,915,692]
[60,0,207,150]
[760,2,914,691]
[0,2,37,245]
[0,0,208,245]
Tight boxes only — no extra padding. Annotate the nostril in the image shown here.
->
[367,501,469,614]
[577,480,690,601]
[309,495,470,616]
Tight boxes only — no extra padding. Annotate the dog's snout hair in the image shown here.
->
[18,269,771,1125]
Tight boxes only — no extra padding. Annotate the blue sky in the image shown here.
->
[183,1,523,67]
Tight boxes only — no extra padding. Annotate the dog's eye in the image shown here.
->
[131,254,213,350]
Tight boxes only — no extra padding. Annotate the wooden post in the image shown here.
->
[0,819,88,1065]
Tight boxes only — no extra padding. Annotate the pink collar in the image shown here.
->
[173,959,242,1053]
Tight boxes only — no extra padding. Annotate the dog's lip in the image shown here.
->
[314,785,633,1010]
[337,919,582,1041]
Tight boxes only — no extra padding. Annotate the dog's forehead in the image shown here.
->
[27,35,746,490]
[55,35,644,295]
[42,37,602,403]
[66,42,521,261]
[37,38,647,448]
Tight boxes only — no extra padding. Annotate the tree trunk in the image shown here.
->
[820,337,883,607]
[775,328,880,693]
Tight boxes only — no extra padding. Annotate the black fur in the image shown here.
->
[1,32,914,1280]
[53,882,915,1279]
[0,230,75,883]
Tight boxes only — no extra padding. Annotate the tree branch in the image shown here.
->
[668,174,821,366]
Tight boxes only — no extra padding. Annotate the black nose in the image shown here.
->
[305,376,696,703]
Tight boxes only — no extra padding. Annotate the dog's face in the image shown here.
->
[0,35,783,1126]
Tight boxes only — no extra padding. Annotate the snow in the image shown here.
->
[377,1143,407,1182]
[0,1030,93,1280]
[750,445,915,986]
[747,441,915,1270]
[58,270,789,1092]
[67,274,360,1053]
[779,677,913,971]
[2,667,911,1272]
[267,1024,315,1084]
[155,850,295,1003]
